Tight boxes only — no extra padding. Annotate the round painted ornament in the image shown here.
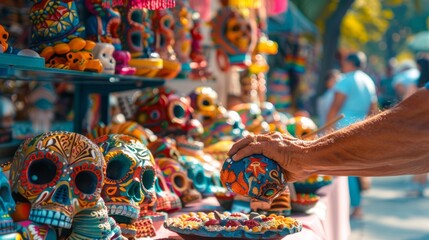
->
[220,155,287,202]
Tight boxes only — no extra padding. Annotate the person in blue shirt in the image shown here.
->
[324,52,379,219]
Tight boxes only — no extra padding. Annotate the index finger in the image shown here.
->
[227,134,253,157]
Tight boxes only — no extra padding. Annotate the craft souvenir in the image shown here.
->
[112,50,137,75]
[0,168,21,239]
[84,0,121,48]
[117,5,163,77]
[260,102,287,133]
[152,9,182,79]
[0,24,19,54]
[29,0,85,52]
[188,12,212,80]
[171,0,193,76]
[293,174,333,194]
[92,43,116,74]
[201,110,248,147]
[291,193,320,213]
[15,221,57,240]
[188,86,225,125]
[134,87,194,136]
[9,131,105,230]
[179,155,209,195]
[164,211,302,239]
[231,103,270,134]
[67,199,122,240]
[251,189,291,216]
[153,165,182,212]
[40,38,103,72]
[28,83,57,135]
[286,116,317,140]
[211,7,257,71]
[156,157,202,205]
[94,134,157,238]
[221,155,287,202]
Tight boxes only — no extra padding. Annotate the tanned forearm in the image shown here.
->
[300,88,429,176]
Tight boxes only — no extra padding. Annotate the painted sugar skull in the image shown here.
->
[93,43,116,74]
[231,103,270,134]
[155,157,202,205]
[9,131,105,229]
[211,7,257,71]
[134,87,193,136]
[153,165,182,212]
[221,155,287,202]
[201,110,248,146]
[94,134,156,238]
[261,102,287,133]
[188,86,224,124]
[0,24,9,53]
[286,116,317,140]
[0,168,15,235]
[29,0,85,51]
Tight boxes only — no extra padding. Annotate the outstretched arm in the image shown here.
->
[302,87,429,177]
[229,87,429,181]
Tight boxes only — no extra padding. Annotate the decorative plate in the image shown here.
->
[164,211,302,240]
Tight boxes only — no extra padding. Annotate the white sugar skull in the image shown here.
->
[94,134,156,238]
[93,42,116,74]
[9,131,105,229]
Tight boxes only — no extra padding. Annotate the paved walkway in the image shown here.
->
[349,176,429,240]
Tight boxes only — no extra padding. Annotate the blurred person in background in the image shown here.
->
[379,58,399,109]
[317,69,341,127]
[326,51,379,219]
[392,60,420,100]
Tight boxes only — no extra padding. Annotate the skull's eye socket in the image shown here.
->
[173,104,185,118]
[73,58,78,63]
[150,110,160,120]
[142,169,155,190]
[263,188,276,197]
[75,171,98,194]
[2,34,7,39]
[107,157,132,180]
[202,99,211,106]
[232,24,240,32]
[28,158,57,184]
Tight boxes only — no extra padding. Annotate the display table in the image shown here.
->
[154,177,350,240]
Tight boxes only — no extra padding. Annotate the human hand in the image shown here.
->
[227,132,314,182]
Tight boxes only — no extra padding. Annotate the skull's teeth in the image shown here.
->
[107,205,139,220]
[30,209,72,229]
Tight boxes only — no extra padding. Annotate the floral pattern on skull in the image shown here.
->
[94,134,156,238]
[10,131,105,229]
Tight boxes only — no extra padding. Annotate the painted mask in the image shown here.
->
[155,157,202,205]
[9,131,105,229]
[94,134,156,238]
[231,103,270,134]
[93,43,116,74]
[221,155,287,202]
[29,0,85,51]
[286,116,318,140]
[0,25,9,53]
[0,168,15,235]
[134,87,194,137]
[211,7,257,71]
